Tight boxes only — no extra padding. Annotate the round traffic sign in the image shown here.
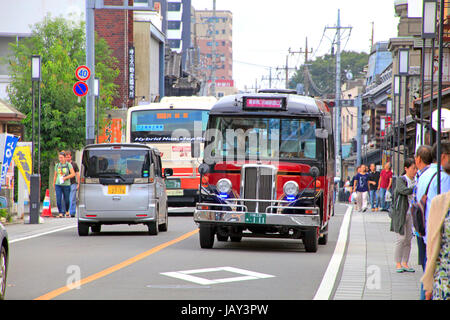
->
[75,65,91,81]
[73,81,89,97]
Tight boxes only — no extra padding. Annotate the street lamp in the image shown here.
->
[398,49,409,166]
[30,55,41,224]
[420,0,437,145]
[393,74,401,176]
[436,0,445,194]
[422,0,438,38]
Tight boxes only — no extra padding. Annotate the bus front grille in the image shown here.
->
[241,165,276,214]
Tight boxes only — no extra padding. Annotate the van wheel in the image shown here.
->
[0,246,7,300]
[148,221,159,235]
[303,228,318,252]
[91,225,101,233]
[199,224,215,249]
[78,222,89,236]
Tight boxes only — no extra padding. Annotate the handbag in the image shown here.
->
[411,172,438,237]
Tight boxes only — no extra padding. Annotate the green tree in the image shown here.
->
[290,51,369,97]
[4,15,119,197]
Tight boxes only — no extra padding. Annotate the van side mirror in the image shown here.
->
[191,141,201,158]
[164,168,173,178]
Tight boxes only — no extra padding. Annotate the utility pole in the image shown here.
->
[326,9,352,181]
[210,0,217,97]
[84,0,153,145]
[302,37,313,96]
[284,48,302,89]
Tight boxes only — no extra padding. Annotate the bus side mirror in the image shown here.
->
[164,168,173,178]
[310,166,320,178]
[315,128,329,139]
[198,163,210,175]
[191,141,201,158]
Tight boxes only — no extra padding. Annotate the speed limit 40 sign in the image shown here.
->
[75,65,91,81]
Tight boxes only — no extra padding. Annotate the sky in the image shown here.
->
[191,0,414,91]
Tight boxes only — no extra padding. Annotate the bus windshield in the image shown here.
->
[206,116,321,161]
[130,109,209,143]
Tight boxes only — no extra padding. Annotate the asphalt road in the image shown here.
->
[4,204,348,300]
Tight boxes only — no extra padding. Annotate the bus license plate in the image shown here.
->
[245,213,266,224]
[108,185,126,195]
[167,189,183,196]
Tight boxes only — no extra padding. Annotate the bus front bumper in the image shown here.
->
[193,203,321,228]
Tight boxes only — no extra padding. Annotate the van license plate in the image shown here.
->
[108,185,126,195]
[245,213,266,224]
[167,189,183,196]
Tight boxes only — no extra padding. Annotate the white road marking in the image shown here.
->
[161,266,275,285]
[313,204,353,300]
[9,225,77,244]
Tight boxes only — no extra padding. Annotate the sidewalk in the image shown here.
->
[333,204,423,300]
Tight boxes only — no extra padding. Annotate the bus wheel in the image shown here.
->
[303,228,318,253]
[319,225,328,245]
[199,224,215,249]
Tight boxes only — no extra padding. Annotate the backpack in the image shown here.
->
[410,171,438,237]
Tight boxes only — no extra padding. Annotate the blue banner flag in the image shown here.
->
[0,134,19,191]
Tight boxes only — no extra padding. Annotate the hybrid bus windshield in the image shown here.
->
[130,109,209,143]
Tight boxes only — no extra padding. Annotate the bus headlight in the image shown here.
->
[283,181,299,197]
[216,178,232,195]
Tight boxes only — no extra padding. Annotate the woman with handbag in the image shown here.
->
[390,158,417,273]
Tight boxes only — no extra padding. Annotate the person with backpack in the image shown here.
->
[414,141,450,299]
[390,158,417,273]
[52,151,76,218]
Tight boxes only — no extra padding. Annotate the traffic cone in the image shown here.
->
[41,189,53,217]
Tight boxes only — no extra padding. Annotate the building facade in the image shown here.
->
[194,9,234,96]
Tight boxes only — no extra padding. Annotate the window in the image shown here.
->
[168,2,181,11]
[167,21,181,30]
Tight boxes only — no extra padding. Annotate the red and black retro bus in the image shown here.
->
[193,89,335,252]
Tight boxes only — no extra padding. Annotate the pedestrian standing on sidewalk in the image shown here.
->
[422,188,450,300]
[390,158,417,273]
[353,165,369,212]
[53,151,75,218]
[378,162,393,212]
[415,141,450,299]
[413,145,433,277]
[368,163,380,211]
[65,150,79,218]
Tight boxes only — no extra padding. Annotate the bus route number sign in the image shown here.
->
[75,65,91,81]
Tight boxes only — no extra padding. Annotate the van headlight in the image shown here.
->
[216,178,232,194]
[283,181,299,197]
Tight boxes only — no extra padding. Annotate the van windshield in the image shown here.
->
[82,149,151,179]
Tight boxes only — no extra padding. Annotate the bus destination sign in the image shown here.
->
[243,97,286,110]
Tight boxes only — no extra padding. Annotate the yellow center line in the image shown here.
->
[34,229,199,300]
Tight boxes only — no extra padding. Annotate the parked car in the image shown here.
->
[0,222,8,300]
[77,143,172,236]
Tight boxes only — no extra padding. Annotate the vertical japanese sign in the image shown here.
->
[12,146,32,193]
[129,46,135,100]
[98,118,123,143]
[0,134,19,191]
